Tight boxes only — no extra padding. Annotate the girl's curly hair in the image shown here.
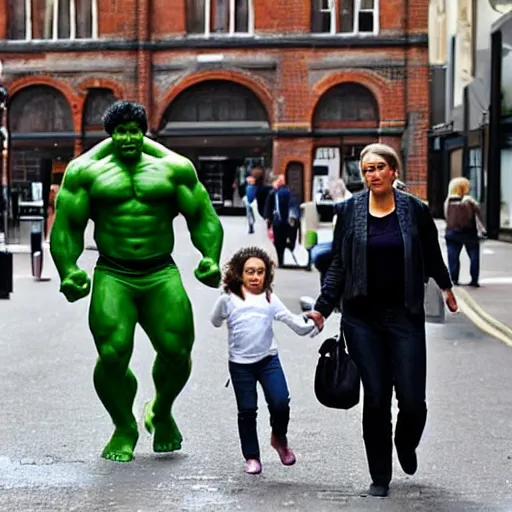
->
[222,246,275,299]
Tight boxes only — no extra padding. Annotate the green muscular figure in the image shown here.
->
[50,101,224,462]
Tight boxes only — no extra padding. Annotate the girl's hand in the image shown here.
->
[306,311,325,331]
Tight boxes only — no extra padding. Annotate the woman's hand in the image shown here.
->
[443,289,458,312]
[306,311,325,331]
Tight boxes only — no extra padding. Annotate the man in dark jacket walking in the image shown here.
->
[264,175,299,267]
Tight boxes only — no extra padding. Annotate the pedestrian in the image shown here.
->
[210,246,317,475]
[308,143,458,497]
[310,178,353,285]
[444,177,486,287]
[243,167,271,234]
[264,175,300,267]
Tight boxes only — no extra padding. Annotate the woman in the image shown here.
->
[444,177,486,287]
[309,143,458,498]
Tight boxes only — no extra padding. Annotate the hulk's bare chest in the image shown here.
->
[89,163,175,203]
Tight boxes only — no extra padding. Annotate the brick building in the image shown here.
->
[0,0,429,209]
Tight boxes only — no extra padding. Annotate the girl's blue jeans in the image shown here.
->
[229,355,290,460]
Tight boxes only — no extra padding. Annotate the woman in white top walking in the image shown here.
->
[210,247,317,475]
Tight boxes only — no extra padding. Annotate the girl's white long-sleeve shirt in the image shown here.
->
[210,290,316,364]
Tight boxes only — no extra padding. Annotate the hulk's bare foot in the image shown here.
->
[144,400,183,452]
[102,424,139,462]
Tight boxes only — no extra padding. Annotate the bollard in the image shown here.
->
[0,250,13,299]
[30,218,44,279]
[32,251,42,280]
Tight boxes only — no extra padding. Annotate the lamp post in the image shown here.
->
[0,85,9,245]
[0,84,12,299]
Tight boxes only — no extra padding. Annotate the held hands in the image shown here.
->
[305,310,325,332]
[60,269,91,303]
[443,288,458,313]
[195,257,221,288]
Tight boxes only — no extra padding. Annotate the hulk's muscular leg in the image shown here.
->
[139,266,194,452]
[88,268,139,462]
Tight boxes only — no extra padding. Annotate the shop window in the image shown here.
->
[500,149,512,228]
[468,147,482,202]
[8,0,98,40]
[186,0,253,36]
[311,0,378,35]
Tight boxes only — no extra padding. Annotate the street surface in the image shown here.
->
[1,216,512,512]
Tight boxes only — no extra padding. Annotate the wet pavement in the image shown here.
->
[1,216,512,511]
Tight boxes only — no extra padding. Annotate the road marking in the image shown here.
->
[454,287,512,347]
[478,277,512,285]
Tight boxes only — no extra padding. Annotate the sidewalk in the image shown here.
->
[435,220,512,346]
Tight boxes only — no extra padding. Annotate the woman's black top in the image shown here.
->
[366,211,405,305]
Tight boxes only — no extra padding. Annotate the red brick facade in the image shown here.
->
[0,0,429,200]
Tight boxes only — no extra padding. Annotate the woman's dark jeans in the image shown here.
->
[229,355,290,460]
[445,231,480,284]
[342,305,427,486]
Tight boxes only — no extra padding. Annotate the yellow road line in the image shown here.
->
[454,287,512,347]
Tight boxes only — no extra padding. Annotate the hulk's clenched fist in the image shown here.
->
[60,269,91,302]
[50,100,224,463]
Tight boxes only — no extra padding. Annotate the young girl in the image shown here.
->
[210,246,317,475]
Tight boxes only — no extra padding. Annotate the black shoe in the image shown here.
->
[396,446,418,475]
[364,483,389,497]
[248,226,255,234]
[468,282,480,288]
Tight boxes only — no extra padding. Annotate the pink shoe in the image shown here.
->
[271,434,296,466]
[244,458,262,474]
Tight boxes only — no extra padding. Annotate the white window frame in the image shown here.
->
[203,0,254,37]
[317,0,379,36]
[23,0,99,41]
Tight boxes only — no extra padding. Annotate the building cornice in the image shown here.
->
[0,34,428,54]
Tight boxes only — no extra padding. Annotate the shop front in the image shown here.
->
[8,85,76,241]
[488,12,512,240]
[157,80,272,215]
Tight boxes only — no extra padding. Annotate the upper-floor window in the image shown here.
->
[7,0,98,40]
[311,0,378,35]
[186,0,253,36]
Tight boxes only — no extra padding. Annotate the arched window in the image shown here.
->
[160,80,269,129]
[83,89,117,131]
[313,82,379,128]
[10,85,74,133]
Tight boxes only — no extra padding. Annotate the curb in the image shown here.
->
[454,287,512,347]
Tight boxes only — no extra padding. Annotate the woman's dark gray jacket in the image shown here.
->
[314,190,452,318]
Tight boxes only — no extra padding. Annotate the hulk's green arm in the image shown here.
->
[83,137,172,160]
[49,160,90,281]
[174,159,224,265]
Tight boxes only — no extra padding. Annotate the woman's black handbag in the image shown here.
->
[314,333,360,410]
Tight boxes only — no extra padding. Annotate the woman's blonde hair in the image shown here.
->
[448,177,471,197]
[360,143,403,174]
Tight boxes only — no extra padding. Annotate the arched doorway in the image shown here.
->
[312,82,379,196]
[9,85,75,206]
[158,80,272,212]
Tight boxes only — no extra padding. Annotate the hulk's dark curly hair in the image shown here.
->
[102,100,148,136]
[222,246,275,299]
